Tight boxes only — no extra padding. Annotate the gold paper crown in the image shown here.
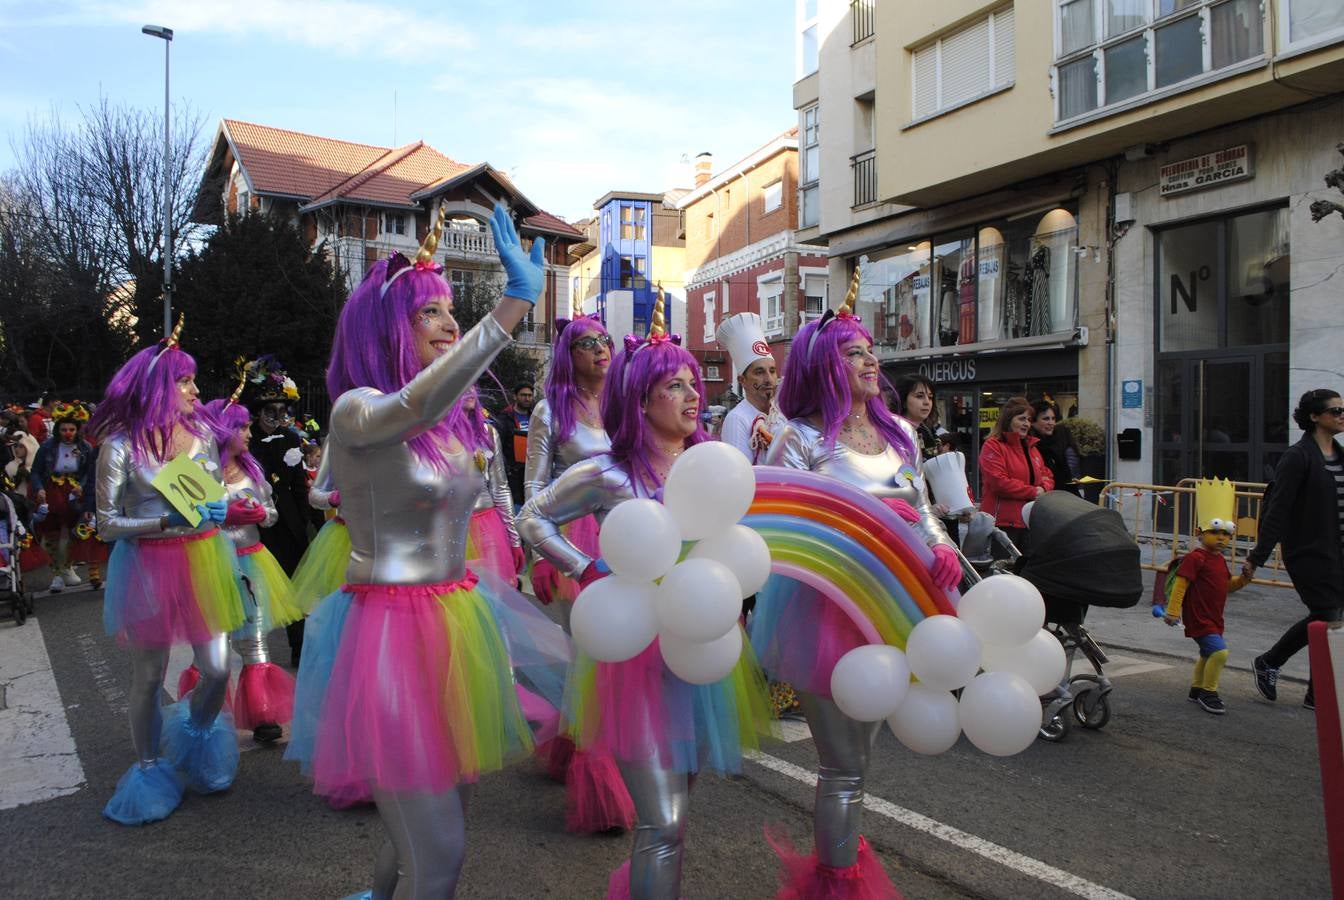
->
[416,204,448,267]
[839,266,860,316]
[650,284,666,338]
[1194,477,1236,533]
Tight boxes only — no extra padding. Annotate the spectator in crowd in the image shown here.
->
[1031,399,1082,497]
[493,382,536,507]
[978,396,1053,552]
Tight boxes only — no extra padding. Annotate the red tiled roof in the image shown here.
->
[222,120,393,200]
[523,210,583,238]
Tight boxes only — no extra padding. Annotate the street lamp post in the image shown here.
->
[141,24,174,338]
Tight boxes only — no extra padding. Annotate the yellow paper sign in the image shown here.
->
[150,454,226,527]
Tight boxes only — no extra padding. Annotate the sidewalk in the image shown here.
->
[1083,569,1313,684]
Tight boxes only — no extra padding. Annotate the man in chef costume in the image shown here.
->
[716,312,785,465]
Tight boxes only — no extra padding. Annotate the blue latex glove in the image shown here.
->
[488,203,545,303]
[594,557,611,575]
[199,499,228,525]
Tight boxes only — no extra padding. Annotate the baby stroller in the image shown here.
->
[1015,491,1142,741]
[0,490,36,626]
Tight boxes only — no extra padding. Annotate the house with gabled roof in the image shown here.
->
[190,119,584,351]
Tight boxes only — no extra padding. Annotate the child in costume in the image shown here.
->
[31,401,95,591]
[518,288,773,899]
[287,204,565,897]
[176,392,304,743]
[756,270,961,899]
[1161,478,1250,715]
[458,386,526,584]
[88,317,247,825]
[520,296,633,834]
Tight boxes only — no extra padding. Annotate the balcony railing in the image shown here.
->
[439,228,496,257]
[851,149,877,208]
[851,0,875,45]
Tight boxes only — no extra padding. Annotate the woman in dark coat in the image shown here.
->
[1030,399,1081,497]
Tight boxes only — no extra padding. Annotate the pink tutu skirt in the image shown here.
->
[750,581,867,698]
[303,573,534,798]
[549,515,601,604]
[104,529,246,648]
[466,507,515,583]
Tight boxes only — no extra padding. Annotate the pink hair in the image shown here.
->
[602,340,707,496]
[87,345,209,464]
[201,399,264,486]
[326,258,457,471]
[779,316,915,460]
[446,386,492,453]
[545,317,610,445]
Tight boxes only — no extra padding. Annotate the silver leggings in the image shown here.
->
[800,691,881,869]
[232,575,270,666]
[618,762,692,900]
[370,784,475,900]
[127,634,230,765]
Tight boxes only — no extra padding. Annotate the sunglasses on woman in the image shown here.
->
[1324,407,1344,417]
[573,335,614,352]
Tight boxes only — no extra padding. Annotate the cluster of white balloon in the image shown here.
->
[830,574,1066,757]
[570,444,772,684]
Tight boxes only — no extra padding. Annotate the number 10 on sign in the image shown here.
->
[150,454,226,528]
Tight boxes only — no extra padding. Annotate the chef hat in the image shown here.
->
[715,313,774,376]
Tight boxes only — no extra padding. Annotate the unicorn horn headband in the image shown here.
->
[381,203,449,297]
[807,266,861,354]
[554,290,589,341]
[147,313,186,373]
[224,357,249,409]
[622,284,681,390]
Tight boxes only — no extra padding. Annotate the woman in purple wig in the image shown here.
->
[521,297,634,834]
[286,204,559,898]
[175,390,302,745]
[518,291,772,900]
[456,386,525,583]
[88,319,247,825]
[755,270,962,898]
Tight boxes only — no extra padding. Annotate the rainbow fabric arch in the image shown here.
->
[743,467,960,649]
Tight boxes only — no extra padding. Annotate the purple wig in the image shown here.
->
[779,316,915,460]
[602,340,707,496]
[87,345,208,463]
[544,316,610,445]
[326,257,457,470]
[202,399,264,487]
[446,386,492,453]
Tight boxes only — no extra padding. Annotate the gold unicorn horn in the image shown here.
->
[416,203,448,266]
[226,362,248,408]
[572,294,584,319]
[839,266,860,316]
[650,284,666,338]
[165,313,185,348]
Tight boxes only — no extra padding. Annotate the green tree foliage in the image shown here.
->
[172,213,346,405]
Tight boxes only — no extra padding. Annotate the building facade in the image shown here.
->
[795,0,1344,493]
[678,135,827,402]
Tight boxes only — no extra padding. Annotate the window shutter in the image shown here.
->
[994,7,1015,88]
[913,44,938,118]
[941,18,991,108]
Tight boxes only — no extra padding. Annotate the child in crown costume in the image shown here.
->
[522,297,635,833]
[285,205,569,897]
[753,270,963,899]
[176,382,304,743]
[88,318,248,825]
[518,288,773,900]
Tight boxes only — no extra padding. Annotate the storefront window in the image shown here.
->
[860,207,1079,351]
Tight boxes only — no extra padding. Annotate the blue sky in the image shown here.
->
[0,1,797,221]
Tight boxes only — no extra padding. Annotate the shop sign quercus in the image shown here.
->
[1159,145,1254,197]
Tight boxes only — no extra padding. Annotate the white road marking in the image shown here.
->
[1093,653,1171,679]
[746,750,1137,900]
[0,617,87,810]
[775,718,812,742]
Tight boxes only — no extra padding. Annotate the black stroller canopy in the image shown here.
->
[1020,491,1142,609]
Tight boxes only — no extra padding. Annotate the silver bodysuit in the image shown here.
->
[308,451,337,511]
[516,453,645,578]
[522,397,611,500]
[765,417,954,550]
[221,472,279,548]
[470,424,521,546]
[327,317,511,586]
[95,432,225,542]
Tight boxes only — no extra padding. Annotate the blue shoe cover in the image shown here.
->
[161,700,240,794]
[339,892,373,900]
[102,760,184,825]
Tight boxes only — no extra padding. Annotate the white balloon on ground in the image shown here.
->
[660,627,742,685]
[887,684,962,755]
[653,558,743,643]
[598,498,683,582]
[956,574,1046,648]
[662,442,757,540]
[571,577,659,662]
[829,645,911,722]
[958,671,1042,756]
[980,629,1068,696]
[905,615,982,691]
[687,524,772,598]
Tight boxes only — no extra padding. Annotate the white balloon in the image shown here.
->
[653,559,743,642]
[571,576,660,662]
[663,442,757,540]
[687,525,772,598]
[980,629,1068,696]
[599,499,682,582]
[905,615,982,691]
[956,575,1046,648]
[958,671,1042,756]
[887,684,961,755]
[660,628,742,685]
[830,645,911,722]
